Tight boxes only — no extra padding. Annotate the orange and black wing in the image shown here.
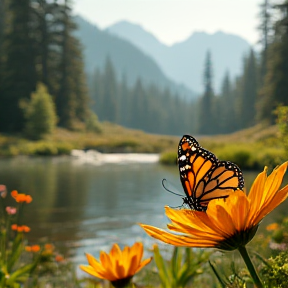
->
[178,135,244,211]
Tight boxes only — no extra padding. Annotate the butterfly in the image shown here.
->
[178,135,244,211]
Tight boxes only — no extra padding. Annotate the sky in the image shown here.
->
[73,0,263,46]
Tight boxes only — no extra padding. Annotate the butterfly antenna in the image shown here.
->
[162,179,183,197]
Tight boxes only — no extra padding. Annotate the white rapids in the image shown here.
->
[71,149,160,165]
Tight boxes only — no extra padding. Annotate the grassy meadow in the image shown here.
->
[0,122,285,172]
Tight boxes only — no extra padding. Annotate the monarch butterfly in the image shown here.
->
[178,135,244,211]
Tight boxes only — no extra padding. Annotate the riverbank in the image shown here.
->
[160,124,286,170]
[0,122,285,170]
[0,122,178,156]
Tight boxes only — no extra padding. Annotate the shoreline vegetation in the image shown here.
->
[0,122,285,170]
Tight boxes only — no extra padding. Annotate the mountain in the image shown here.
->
[74,16,197,99]
[106,21,251,93]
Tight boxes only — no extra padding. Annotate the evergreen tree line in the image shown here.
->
[0,0,89,133]
[89,0,288,136]
[195,0,288,135]
[88,57,194,136]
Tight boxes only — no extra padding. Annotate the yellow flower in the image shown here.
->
[80,242,152,288]
[140,162,288,251]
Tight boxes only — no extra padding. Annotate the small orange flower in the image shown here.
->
[25,245,40,253]
[11,224,18,231]
[12,224,30,233]
[55,255,64,262]
[11,190,33,203]
[44,243,54,250]
[266,223,279,231]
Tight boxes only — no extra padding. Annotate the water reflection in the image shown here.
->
[0,157,287,264]
[0,157,179,262]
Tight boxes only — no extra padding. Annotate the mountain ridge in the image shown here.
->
[106,21,251,93]
[74,16,197,100]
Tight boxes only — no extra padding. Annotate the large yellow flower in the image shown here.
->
[80,242,152,288]
[140,162,288,251]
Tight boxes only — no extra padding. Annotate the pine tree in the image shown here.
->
[218,71,237,133]
[55,0,89,128]
[198,50,216,135]
[239,49,258,128]
[258,0,273,83]
[102,56,117,123]
[0,0,37,132]
[23,83,57,140]
[258,1,288,123]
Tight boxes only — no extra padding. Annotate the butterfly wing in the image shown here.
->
[178,135,244,211]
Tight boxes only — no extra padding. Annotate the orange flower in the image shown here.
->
[25,245,40,253]
[55,255,64,262]
[80,243,152,288]
[266,223,279,231]
[140,163,288,251]
[11,190,32,203]
[11,224,18,231]
[44,243,54,250]
[11,224,30,233]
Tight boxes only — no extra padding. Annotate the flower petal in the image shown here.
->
[140,224,220,247]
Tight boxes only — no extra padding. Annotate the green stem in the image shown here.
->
[238,245,263,288]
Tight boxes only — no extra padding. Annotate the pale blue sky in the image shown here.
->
[73,0,265,46]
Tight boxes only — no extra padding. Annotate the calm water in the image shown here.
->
[0,157,286,264]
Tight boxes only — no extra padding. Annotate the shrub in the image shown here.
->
[159,151,177,165]
[23,83,57,140]
[85,110,102,133]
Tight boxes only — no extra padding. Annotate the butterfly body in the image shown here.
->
[178,135,244,211]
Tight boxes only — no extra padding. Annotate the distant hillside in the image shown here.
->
[74,16,197,100]
[106,21,251,93]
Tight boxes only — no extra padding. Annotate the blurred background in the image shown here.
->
[1,0,287,136]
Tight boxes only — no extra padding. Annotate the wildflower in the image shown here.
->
[25,245,40,253]
[6,206,17,215]
[0,184,7,198]
[11,224,30,233]
[11,224,18,231]
[140,162,288,288]
[266,223,279,231]
[80,242,152,288]
[55,255,64,262]
[44,243,54,250]
[141,163,288,250]
[11,190,32,203]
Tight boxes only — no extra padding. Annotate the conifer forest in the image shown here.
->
[0,0,288,136]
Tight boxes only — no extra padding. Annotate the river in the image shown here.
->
[0,156,286,265]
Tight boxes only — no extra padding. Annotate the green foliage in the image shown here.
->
[159,151,177,165]
[85,110,102,133]
[0,0,90,133]
[197,50,216,135]
[260,251,288,288]
[89,62,195,136]
[0,189,39,287]
[275,105,288,152]
[23,83,57,140]
[152,245,210,288]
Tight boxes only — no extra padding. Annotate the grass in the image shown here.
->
[0,122,178,156]
[0,122,286,170]
[159,124,286,170]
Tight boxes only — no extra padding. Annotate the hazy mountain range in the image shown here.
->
[74,16,196,99]
[106,21,251,93]
[74,16,251,98]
